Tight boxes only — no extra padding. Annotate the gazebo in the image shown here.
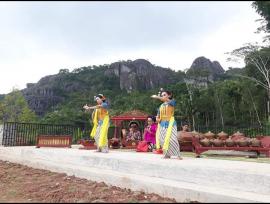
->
[110,110,149,140]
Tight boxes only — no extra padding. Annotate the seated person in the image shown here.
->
[122,121,141,146]
[181,123,190,132]
[178,122,193,141]
[143,116,157,151]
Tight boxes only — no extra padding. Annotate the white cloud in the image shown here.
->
[196,3,265,69]
[0,1,267,94]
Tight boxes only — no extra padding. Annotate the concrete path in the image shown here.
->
[0,146,269,203]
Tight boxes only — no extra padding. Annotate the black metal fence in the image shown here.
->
[1,122,119,146]
[2,121,270,146]
[2,122,76,146]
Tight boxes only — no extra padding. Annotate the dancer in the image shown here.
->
[83,94,110,153]
[151,90,183,160]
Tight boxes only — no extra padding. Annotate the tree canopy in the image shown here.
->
[0,89,38,123]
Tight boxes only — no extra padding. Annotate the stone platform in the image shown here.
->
[0,146,270,203]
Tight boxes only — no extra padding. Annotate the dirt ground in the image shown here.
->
[0,160,195,203]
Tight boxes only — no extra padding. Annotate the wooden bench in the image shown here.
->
[192,136,270,158]
[36,135,72,148]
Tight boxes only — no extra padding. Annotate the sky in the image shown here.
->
[0,1,266,94]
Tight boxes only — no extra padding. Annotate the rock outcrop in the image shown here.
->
[185,57,225,87]
[105,59,180,92]
[19,59,183,116]
[22,75,66,116]
[187,56,225,80]
[15,57,224,116]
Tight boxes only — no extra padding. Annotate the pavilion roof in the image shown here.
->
[111,110,149,120]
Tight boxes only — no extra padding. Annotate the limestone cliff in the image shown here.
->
[20,59,183,116]
[105,59,181,92]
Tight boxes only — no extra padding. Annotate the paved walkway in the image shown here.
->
[0,146,269,202]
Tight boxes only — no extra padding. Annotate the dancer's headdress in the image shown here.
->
[94,94,106,101]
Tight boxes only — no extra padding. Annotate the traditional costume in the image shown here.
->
[90,95,110,153]
[156,99,181,158]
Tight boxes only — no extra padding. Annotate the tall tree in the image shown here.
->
[252,1,270,33]
[1,89,38,123]
[227,44,270,122]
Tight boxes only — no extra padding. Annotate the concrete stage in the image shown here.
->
[0,146,270,203]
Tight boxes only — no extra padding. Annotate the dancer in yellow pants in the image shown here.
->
[151,90,183,160]
[83,94,110,153]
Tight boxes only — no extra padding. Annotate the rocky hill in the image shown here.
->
[22,75,66,116]
[185,56,225,86]
[21,59,184,116]
[189,56,224,75]
[0,57,228,117]
[105,59,182,92]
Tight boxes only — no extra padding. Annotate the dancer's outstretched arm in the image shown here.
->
[151,95,169,102]
[151,94,161,99]
[83,104,102,110]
